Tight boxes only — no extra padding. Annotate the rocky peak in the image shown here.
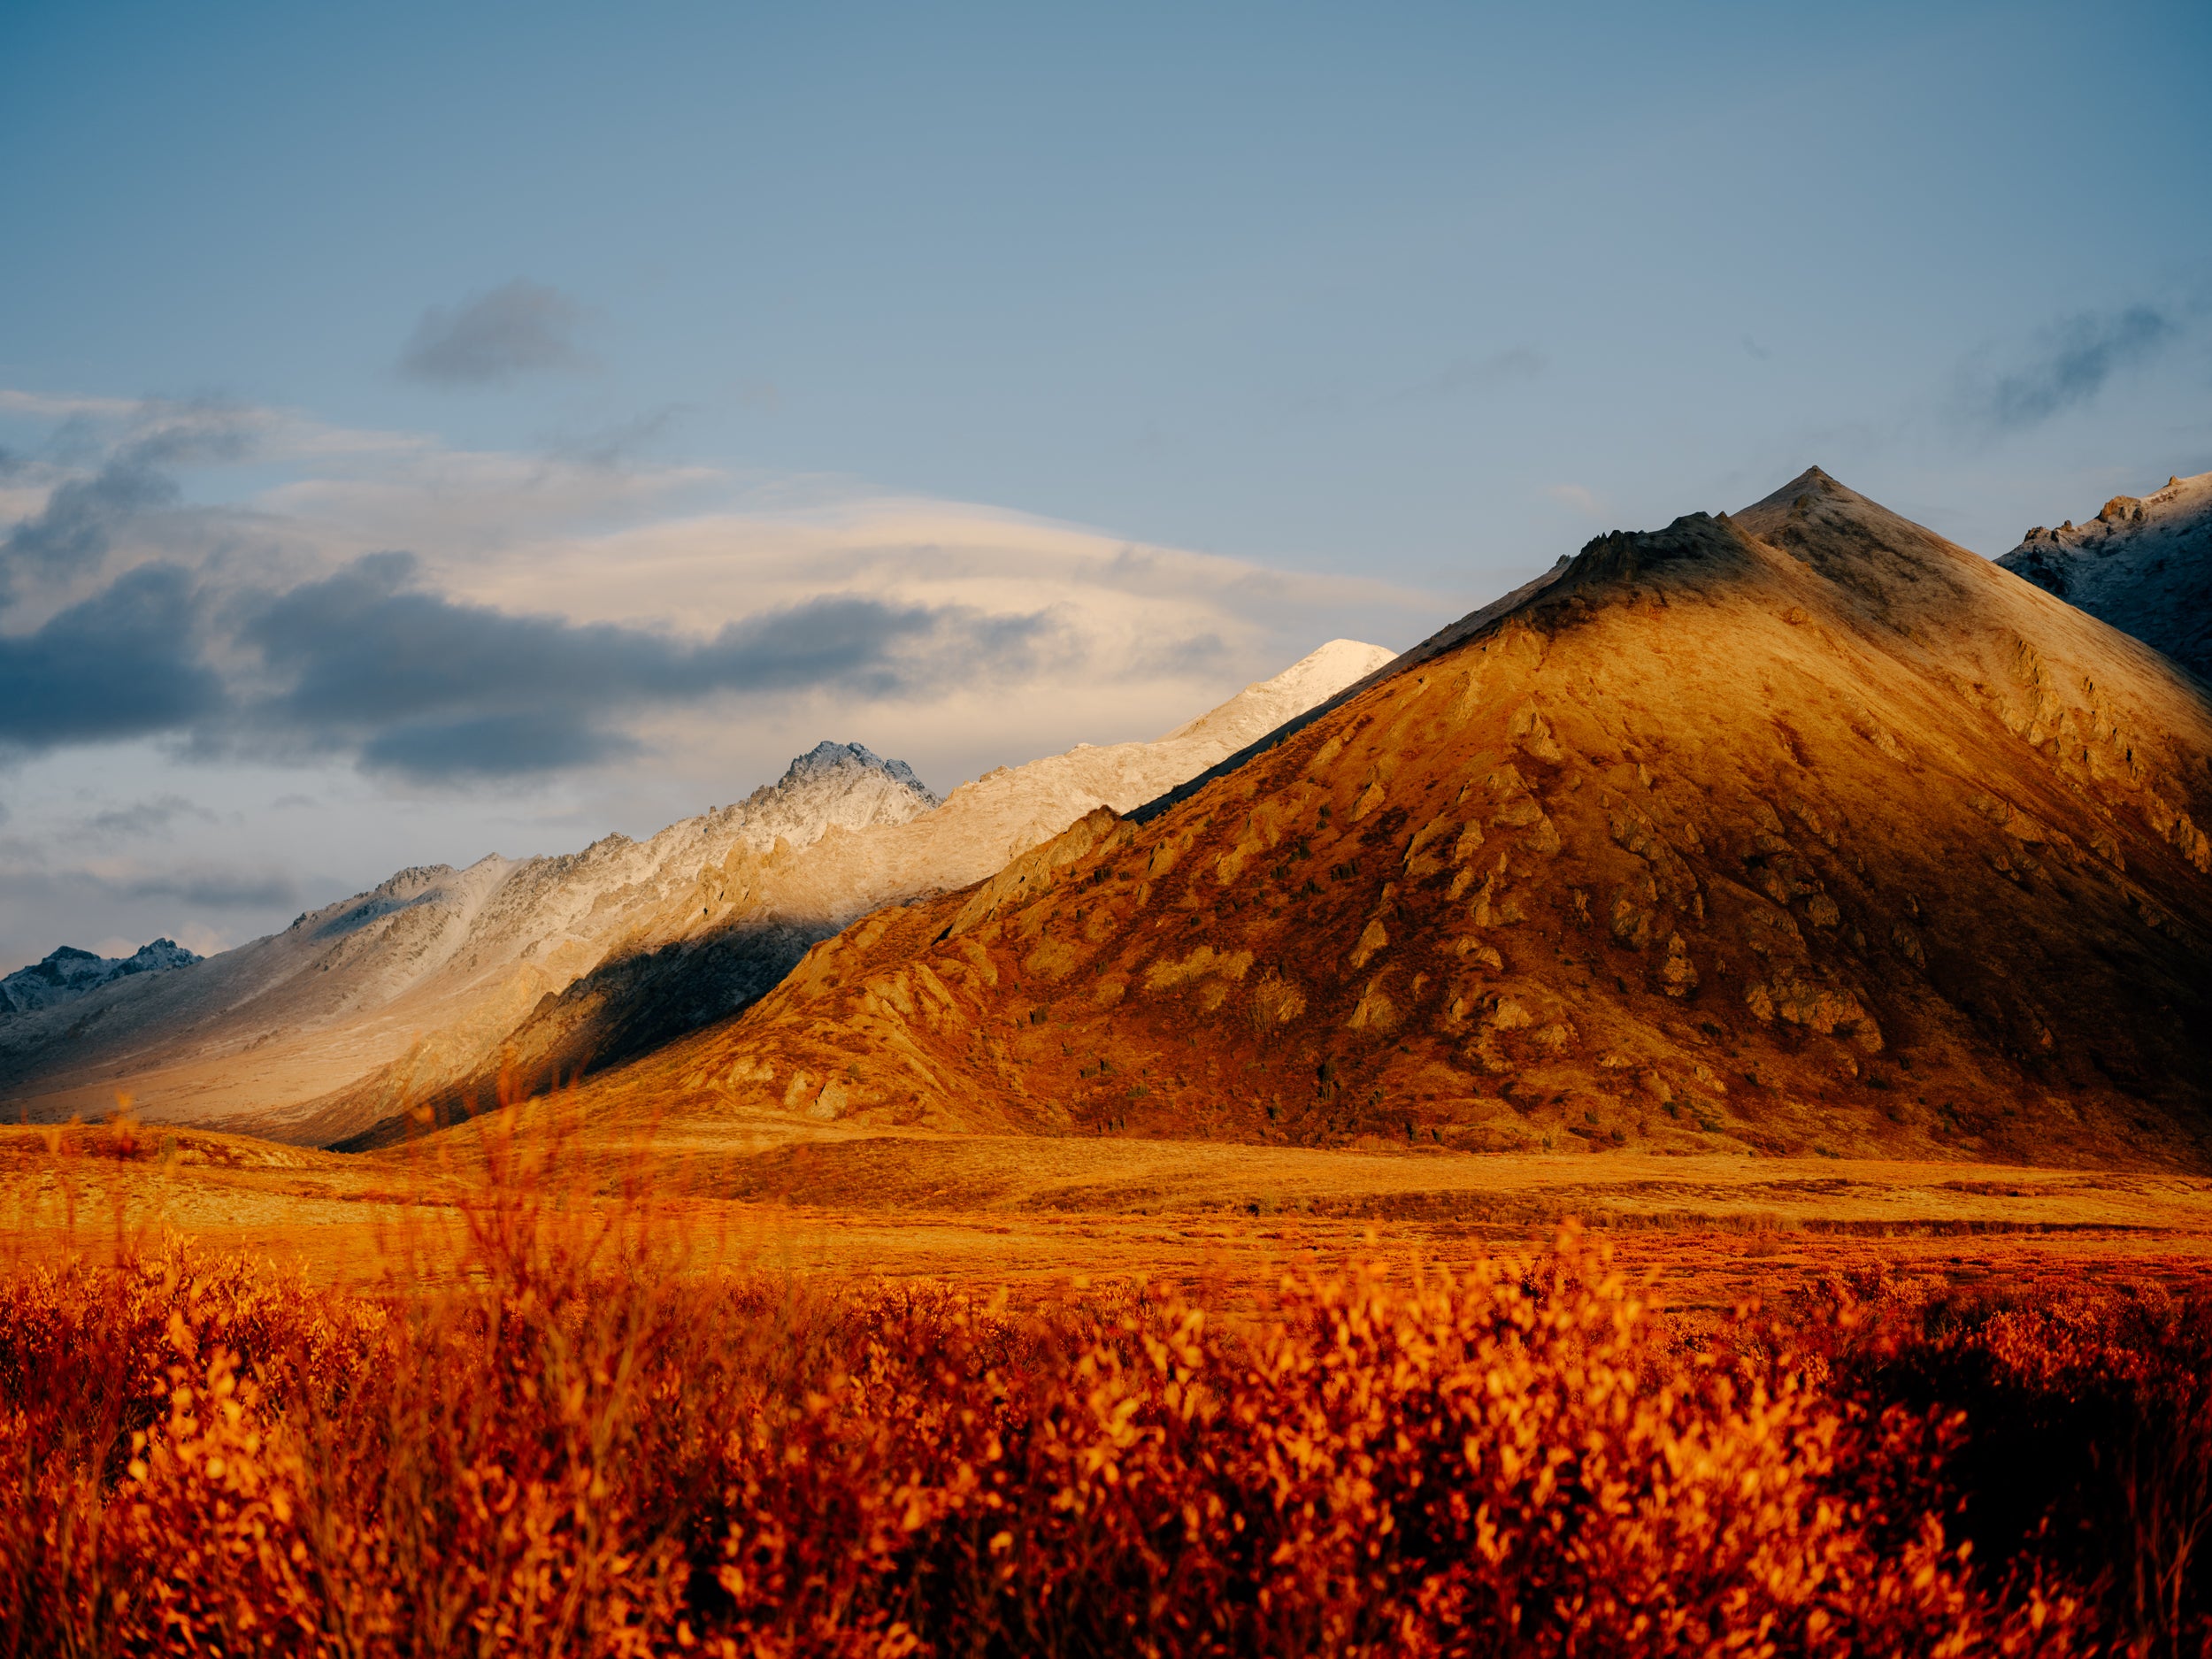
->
[726,741,941,852]
[1998,467,2212,680]
[778,741,936,800]
[122,939,200,973]
[1,937,204,1018]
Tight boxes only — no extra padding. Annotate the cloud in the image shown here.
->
[236,554,1052,780]
[360,711,641,778]
[113,865,301,909]
[545,405,688,469]
[0,539,1058,780]
[0,399,254,597]
[399,280,589,387]
[1396,349,1548,402]
[79,794,219,843]
[1964,304,2181,431]
[0,565,227,749]
[0,387,1435,788]
[1,453,179,585]
[0,860,301,970]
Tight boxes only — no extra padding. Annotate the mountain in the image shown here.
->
[0,641,1390,1141]
[561,469,2212,1169]
[1996,470,2212,680]
[0,940,201,1018]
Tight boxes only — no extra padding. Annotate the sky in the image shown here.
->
[3,0,2208,972]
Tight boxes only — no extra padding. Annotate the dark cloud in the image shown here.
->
[0,547,1049,780]
[361,711,641,778]
[1970,304,2180,431]
[81,795,219,842]
[0,565,227,749]
[0,403,1056,780]
[116,867,300,910]
[1,454,178,588]
[399,279,588,387]
[237,553,1046,780]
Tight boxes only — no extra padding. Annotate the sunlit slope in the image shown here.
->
[328,640,1393,1148]
[0,643,1386,1144]
[570,468,2212,1166]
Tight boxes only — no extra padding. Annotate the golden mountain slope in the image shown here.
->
[561,469,2212,1167]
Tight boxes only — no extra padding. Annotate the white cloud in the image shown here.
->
[0,386,1452,967]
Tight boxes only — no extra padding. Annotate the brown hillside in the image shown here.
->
[562,469,2212,1167]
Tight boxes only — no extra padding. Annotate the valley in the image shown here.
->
[13,1117,2212,1313]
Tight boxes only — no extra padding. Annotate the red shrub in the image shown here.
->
[3,1202,2124,1659]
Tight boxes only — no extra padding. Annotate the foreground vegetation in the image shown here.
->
[4,1150,2211,1657]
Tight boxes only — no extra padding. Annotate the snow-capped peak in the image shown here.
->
[1997,468,2212,680]
[0,938,204,1018]
[719,741,942,852]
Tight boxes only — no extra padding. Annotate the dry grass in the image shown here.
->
[11,1113,2212,1296]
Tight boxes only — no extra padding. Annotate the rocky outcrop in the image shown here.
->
[1998,470,2212,681]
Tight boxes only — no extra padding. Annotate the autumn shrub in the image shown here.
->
[0,1160,2149,1657]
[1817,1271,2212,1659]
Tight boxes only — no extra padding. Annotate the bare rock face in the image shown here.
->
[0,940,201,1017]
[1998,469,2212,681]
[0,643,1388,1143]
[572,468,2212,1169]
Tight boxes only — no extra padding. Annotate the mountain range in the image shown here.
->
[551,468,2212,1170]
[0,641,1390,1142]
[0,940,202,1017]
[10,463,2209,1175]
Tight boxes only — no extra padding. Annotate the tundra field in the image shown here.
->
[6,472,2211,1652]
[9,1116,2212,1656]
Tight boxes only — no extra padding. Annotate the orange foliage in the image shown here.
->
[0,1186,2172,1655]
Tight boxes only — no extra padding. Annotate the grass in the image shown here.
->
[12,1112,2212,1289]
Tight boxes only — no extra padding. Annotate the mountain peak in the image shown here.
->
[721,741,943,852]
[1,937,204,1018]
[779,741,935,801]
[633,471,2212,1169]
[1736,465,1863,519]
[1996,467,2212,680]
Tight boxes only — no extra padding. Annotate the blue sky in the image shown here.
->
[2,0,2208,968]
